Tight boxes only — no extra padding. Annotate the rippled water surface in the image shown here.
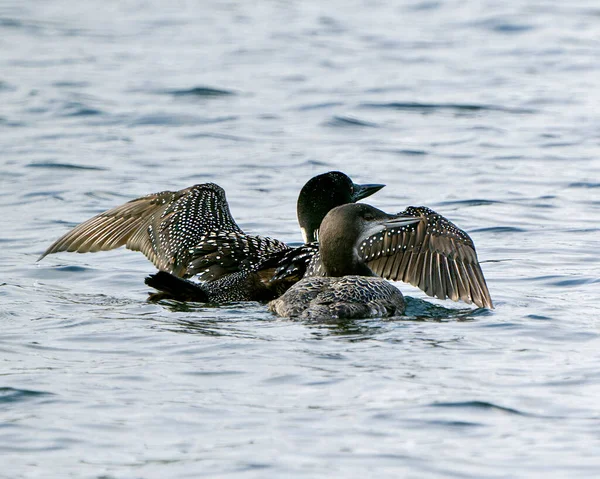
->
[2,1,600,477]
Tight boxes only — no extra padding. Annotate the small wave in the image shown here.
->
[0,17,23,28]
[49,265,95,273]
[183,132,252,142]
[324,115,378,128]
[424,419,483,428]
[469,226,527,233]
[550,277,595,287]
[526,314,552,321]
[295,101,344,111]
[359,101,535,114]
[438,199,503,207]
[492,23,533,33]
[23,191,65,200]
[27,162,106,171]
[493,155,526,160]
[529,274,596,287]
[0,387,53,404]
[372,148,427,156]
[53,81,89,88]
[431,400,529,416]
[530,275,561,282]
[62,107,103,117]
[569,182,600,189]
[0,80,15,92]
[167,86,235,97]
[60,101,104,117]
[0,117,23,127]
[475,19,534,34]
[408,1,442,11]
[131,114,237,127]
[185,370,245,377]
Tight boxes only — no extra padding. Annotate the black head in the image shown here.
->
[296,171,385,243]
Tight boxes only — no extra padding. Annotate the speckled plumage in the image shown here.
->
[41,172,384,303]
[273,205,493,309]
[358,205,492,308]
[39,183,244,276]
[268,275,405,320]
[185,231,290,281]
[40,177,492,309]
[146,267,292,303]
[268,203,493,320]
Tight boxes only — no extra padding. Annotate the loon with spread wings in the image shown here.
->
[40,172,384,302]
[269,203,493,320]
[272,205,493,309]
[40,172,492,309]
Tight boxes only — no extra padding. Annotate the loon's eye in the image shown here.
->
[363,213,374,221]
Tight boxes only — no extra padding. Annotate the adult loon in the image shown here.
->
[269,203,493,320]
[39,172,384,301]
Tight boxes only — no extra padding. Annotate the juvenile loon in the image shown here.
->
[269,203,493,319]
[40,172,384,302]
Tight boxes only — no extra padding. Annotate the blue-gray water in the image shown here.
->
[2,1,600,477]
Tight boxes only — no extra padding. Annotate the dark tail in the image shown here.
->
[145,271,209,303]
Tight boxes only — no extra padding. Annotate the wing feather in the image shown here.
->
[40,183,243,277]
[360,206,493,308]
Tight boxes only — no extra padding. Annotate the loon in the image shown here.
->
[269,203,493,320]
[39,171,384,301]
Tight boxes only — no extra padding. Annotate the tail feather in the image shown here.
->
[145,271,209,303]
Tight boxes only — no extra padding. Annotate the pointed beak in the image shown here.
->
[352,183,385,202]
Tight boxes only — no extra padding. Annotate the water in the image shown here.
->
[2,0,600,477]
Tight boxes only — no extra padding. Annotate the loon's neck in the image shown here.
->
[300,227,318,244]
[322,246,374,277]
[297,201,329,244]
[319,218,375,277]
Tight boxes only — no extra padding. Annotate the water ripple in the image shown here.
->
[438,199,504,207]
[60,102,104,117]
[182,132,253,142]
[529,275,597,287]
[569,182,600,189]
[360,102,536,114]
[0,387,54,404]
[474,18,535,34]
[371,148,428,156]
[27,162,107,171]
[130,114,237,127]
[0,80,15,92]
[166,86,236,97]
[431,400,529,416]
[295,101,344,111]
[323,116,379,128]
[469,226,528,233]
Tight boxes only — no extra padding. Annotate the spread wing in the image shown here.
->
[185,231,291,281]
[359,206,493,308]
[39,183,243,277]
